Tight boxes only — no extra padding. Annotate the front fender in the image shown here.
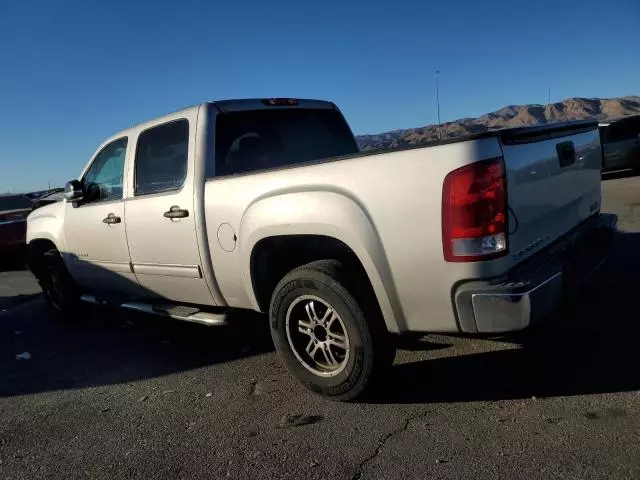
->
[238,190,405,333]
[26,202,66,252]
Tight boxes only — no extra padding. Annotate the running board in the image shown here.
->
[80,295,228,327]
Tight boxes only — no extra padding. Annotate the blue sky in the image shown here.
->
[1,0,638,193]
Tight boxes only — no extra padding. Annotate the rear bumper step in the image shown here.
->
[454,213,618,333]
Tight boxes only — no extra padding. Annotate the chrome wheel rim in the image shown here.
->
[285,295,350,377]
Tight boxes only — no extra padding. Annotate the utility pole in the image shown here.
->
[547,87,551,106]
[435,70,442,141]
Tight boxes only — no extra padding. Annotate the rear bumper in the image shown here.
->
[454,213,618,333]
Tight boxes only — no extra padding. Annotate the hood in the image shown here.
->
[27,200,64,222]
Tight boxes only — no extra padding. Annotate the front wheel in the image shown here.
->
[269,260,396,401]
[39,249,81,320]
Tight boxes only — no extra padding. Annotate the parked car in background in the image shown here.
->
[0,194,33,262]
[30,188,65,211]
[25,189,54,201]
[599,115,640,173]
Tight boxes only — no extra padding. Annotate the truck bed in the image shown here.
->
[204,118,602,334]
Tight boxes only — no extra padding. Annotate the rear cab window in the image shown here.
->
[212,108,359,176]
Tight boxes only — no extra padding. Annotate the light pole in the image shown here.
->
[435,70,442,141]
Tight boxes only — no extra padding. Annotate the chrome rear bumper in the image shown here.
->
[454,213,618,333]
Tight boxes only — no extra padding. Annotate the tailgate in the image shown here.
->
[500,121,602,265]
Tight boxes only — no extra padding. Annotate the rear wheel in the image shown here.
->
[39,249,81,320]
[269,260,395,401]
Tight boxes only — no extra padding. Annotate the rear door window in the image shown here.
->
[135,120,189,195]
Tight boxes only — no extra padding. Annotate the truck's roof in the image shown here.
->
[211,98,335,112]
[108,98,335,140]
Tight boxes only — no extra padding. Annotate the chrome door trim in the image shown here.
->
[72,258,133,274]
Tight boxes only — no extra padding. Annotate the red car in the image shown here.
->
[0,195,33,262]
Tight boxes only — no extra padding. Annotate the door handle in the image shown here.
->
[163,206,189,219]
[102,213,121,225]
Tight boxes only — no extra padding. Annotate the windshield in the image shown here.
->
[214,108,359,176]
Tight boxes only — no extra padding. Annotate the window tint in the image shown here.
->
[135,120,189,195]
[82,137,127,204]
[213,109,358,176]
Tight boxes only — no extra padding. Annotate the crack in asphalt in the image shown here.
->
[350,411,426,480]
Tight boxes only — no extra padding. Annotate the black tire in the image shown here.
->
[39,249,81,320]
[269,259,396,401]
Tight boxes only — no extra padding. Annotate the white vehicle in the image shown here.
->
[27,98,617,400]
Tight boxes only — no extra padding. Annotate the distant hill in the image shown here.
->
[355,96,640,151]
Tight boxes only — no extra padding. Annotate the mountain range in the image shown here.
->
[355,96,640,151]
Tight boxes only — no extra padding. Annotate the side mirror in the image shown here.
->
[64,180,84,201]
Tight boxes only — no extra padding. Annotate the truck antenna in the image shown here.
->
[435,70,442,141]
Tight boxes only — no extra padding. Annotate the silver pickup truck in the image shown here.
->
[27,98,617,400]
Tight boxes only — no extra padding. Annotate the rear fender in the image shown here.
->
[239,190,405,332]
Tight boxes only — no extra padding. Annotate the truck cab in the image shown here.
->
[27,99,360,319]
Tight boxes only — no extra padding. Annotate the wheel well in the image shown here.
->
[250,235,377,313]
[27,239,57,278]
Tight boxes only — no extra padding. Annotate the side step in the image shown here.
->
[80,295,228,327]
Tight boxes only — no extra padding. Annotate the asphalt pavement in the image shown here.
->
[0,270,40,313]
[1,176,639,480]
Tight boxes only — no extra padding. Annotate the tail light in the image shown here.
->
[442,157,507,262]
